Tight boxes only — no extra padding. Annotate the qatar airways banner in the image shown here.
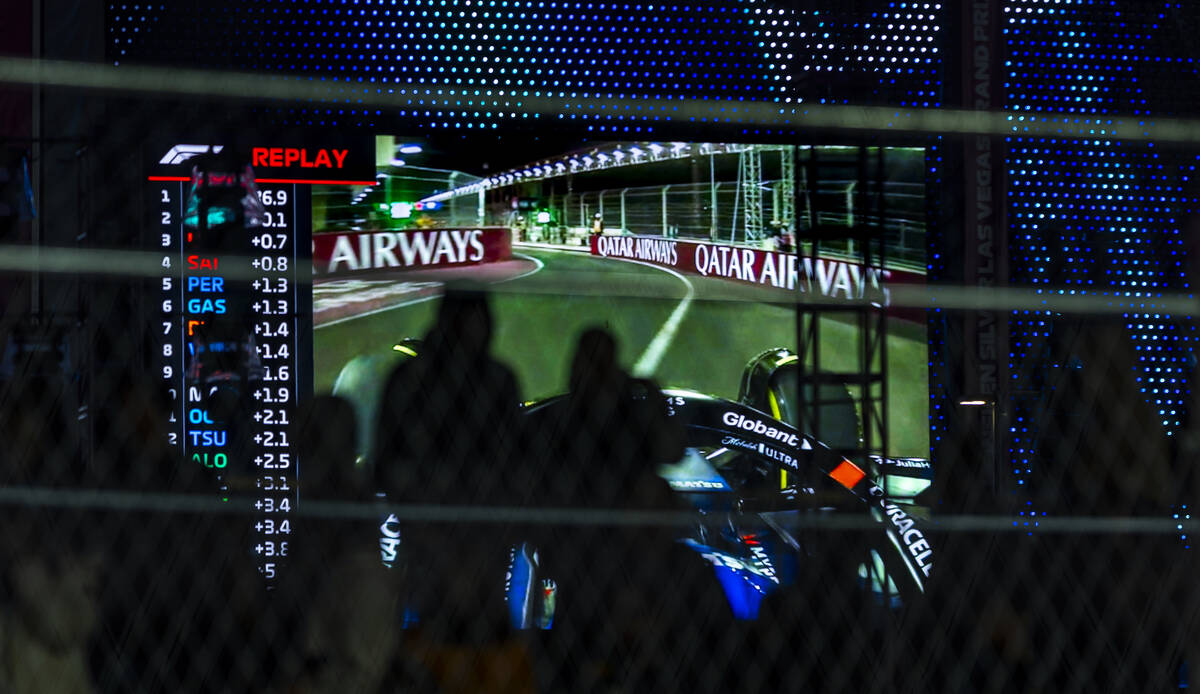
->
[590,235,925,322]
[313,227,512,275]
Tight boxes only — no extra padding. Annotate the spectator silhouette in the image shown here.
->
[296,395,367,502]
[912,229,1185,692]
[282,395,438,693]
[530,327,730,691]
[374,283,524,508]
[0,367,81,487]
[79,354,267,693]
[1012,233,1179,691]
[1024,311,1180,692]
[372,284,527,651]
[0,372,99,694]
[539,327,679,509]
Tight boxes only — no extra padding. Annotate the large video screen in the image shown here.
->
[309,137,933,616]
[146,133,931,619]
[311,137,929,464]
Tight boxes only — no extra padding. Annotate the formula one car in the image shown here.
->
[740,346,933,502]
[520,388,931,619]
[332,344,934,624]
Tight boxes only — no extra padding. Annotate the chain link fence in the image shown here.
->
[0,56,1199,694]
[557,179,925,265]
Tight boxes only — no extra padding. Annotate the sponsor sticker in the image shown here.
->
[868,486,933,577]
[721,411,801,447]
[829,459,867,490]
[669,479,728,490]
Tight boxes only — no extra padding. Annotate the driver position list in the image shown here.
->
[150,172,304,582]
[147,136,370,581]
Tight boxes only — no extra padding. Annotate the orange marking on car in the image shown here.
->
[829,460,866,490]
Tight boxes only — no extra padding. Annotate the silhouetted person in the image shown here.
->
[296,395,367,502]
[1025,312,1180,692]
[0,373,98,694]
[1007,231,1180,691]
[374,284,524,507]
[282,395,433,694]
[537,328,679,509]
[0,369,81,487]
[531,327,730,691]
[918,229,1185,692]
[372,284,528,660]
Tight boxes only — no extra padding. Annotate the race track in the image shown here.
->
[313,247,930,456]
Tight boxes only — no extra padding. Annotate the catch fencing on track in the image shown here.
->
[560,179,925,265]
[2,55,1200,694]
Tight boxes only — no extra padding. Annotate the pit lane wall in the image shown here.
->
[590,235,926,323]
[312,227,512,275]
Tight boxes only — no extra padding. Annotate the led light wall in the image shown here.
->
[1003,0,1200,516]
[106,1,946,470]
[103,0,1200,522]
[106,1,943,132]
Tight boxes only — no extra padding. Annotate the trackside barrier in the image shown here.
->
[312,227,513,276]
[589,234,926,322]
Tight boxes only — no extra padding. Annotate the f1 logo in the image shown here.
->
[159,144,224,165]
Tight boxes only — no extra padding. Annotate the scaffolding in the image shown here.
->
[776,148,796,233]
[738,148,765,241]
[792,144,891,480]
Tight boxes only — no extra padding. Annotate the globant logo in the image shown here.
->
[721,411,800,447]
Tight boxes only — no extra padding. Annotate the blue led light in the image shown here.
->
[108,0,944,126]
[1006,0,1196,522]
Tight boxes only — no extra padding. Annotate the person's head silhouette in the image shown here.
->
[570,327,619,395]
[427,283,493,358]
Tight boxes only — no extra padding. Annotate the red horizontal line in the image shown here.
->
[258,178,377,185]
[146,176,375,186]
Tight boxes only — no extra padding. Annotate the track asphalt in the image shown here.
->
[313,247,929,455]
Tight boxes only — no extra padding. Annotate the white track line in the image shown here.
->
[315,293,440,329]
[630,262,694,377]
[315,253,546,329]
[512,241,591,254]
[316,248,692,377]
[513,245,696,376]
[498,252,545,283]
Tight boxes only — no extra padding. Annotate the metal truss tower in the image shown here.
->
[792,144,891,481]
[739,147,765,241]
[778,148,795,232]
